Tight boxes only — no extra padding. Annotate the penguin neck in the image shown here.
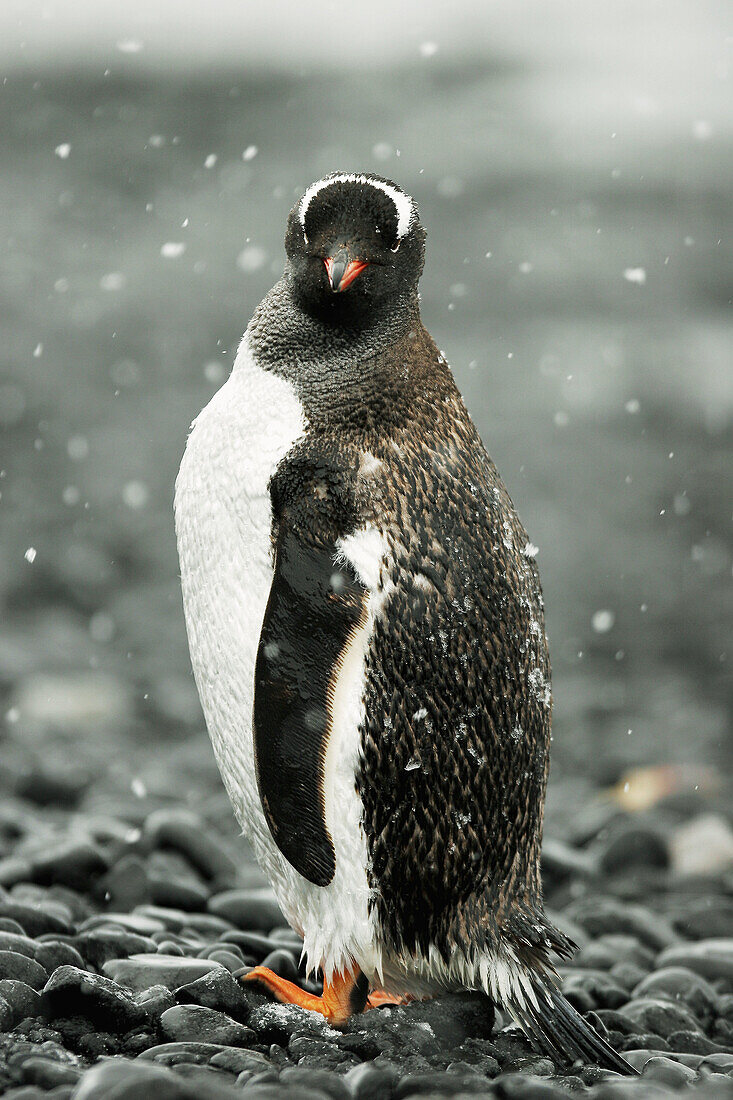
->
[246,276,419,376]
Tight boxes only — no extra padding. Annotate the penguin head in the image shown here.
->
[284,173,426,322]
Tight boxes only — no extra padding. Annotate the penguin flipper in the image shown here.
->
[511,983,638,1076]
[253,510,367,887]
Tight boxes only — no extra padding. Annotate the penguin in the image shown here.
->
[174,172,635,1074]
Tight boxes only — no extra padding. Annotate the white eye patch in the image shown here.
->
[299,173,415,244]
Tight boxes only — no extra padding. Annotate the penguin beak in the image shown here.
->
[324,249,369,293]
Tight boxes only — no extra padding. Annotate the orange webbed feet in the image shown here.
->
[242,965,368,1027]
[366,989,416,1010]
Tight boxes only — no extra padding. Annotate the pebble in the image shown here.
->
[41,965,147,1032]
[633,966,719,1023]
[0,902,70,937]
[102,953,225,992]
[33,941,86,973]
[640,1055,697,1087]
[675,898,733,939]
[29,841,108,891]
[74,929,157,967]
[0,951,48,990]
[0,978,42,1021]
[621,997,702,1039]
[567,898,678,951]
[208,888,284,931]
[143,809,239,885]
[18,1057,81,1089]
[78,912,167,936]
[594,823,670,874]
[71,1059,207,1099]
[160,1003,256,1046]
[175,967,251,1021]
[656,939,733,982]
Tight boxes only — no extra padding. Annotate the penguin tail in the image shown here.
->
[509,980,638,1076]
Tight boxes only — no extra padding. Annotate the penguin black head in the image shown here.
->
[284,173,426,323]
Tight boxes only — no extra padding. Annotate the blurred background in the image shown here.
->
[1,0,730,833]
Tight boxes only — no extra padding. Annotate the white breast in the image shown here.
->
[174,335,381,981]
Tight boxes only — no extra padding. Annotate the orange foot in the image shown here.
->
[366,989,415,1009]
[242,965,368,1027]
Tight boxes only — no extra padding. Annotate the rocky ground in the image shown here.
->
[0,765,730,1100]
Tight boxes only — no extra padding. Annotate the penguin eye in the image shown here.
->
[390,240,401,253]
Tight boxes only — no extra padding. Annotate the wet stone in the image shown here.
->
[279,1066,351,1099]
[567,898,678,952]
[208,889,284,932]
[209,1047,272,1074]
[657,939,733,983]
[575,935,655,971]
[74,929,157,968]
[345,1061,399,1100]
[0,902,70,937]
[0,979,42,1022]
[134,983,176,1018]
[261,948,300,982]
[621,996,703,1039]
[0,932,37,958]
[175,966,251,1022]
[561,969,629,1011]
[149,874,211,912]
[641,1054,698,1087]
[160,1003,256,1046]
[41,965,147,1032]
[79,912,166,936]
[206,948,246,973]
[29,841,108,891]
[675,899,733,940]
[594,823,670,874]
[33,940,85,974]
[102,953,225,992]
[633,966,719,1023]
[18,1057,81,1089]
[0,951,48,990]
[71,1059,202,1099]
[142,808,239,886]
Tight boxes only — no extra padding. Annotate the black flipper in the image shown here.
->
[510,981,638,1076]
[253,513,366,888]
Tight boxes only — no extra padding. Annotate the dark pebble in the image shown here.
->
[0,918,27,935]
[561,968,628,1011]
[30,841,108,891]
[175,966,251,1022]
[622,994,705,1038]
[210,1047,272,1074]
[0,951,48,990]
[219,930,281,958]
[78,912,166,936]
[19,1058,81,1089]
[98,854,150,910]
[143,809,239,885]
[344,1062,398,1100]
[657,939,733,982]
[0,932,37,958]
[0,978,42,1021]
[490,1072,565,1098]
[279,1066,351,1099]
[667,1029,728,1054]
[575,935,655,971]
[675,899,733,940]
[72,1059,202,1099]
[102,953,224,992]
[149,873,211,912]
[0,992,15,1029]
[208,888,283,932]
[0,903,70,937]
[640,1055,697,1087]
[261,948,300,982]
[593,823,670,874]
[132,982,175,1017]
[609,961,651,992]
[75,929,157,967]
[41,965,147,1032]
[33,941,86,973]
[567,897,678,951]
[205,948,246,972]
[160,1003,256,1046]
[633,966,719,1023]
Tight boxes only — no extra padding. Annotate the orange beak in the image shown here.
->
[324,250,369,293]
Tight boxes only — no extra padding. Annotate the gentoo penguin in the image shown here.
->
[175,172,634,1073]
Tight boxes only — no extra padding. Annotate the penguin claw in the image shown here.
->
[241,965,368,1027]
